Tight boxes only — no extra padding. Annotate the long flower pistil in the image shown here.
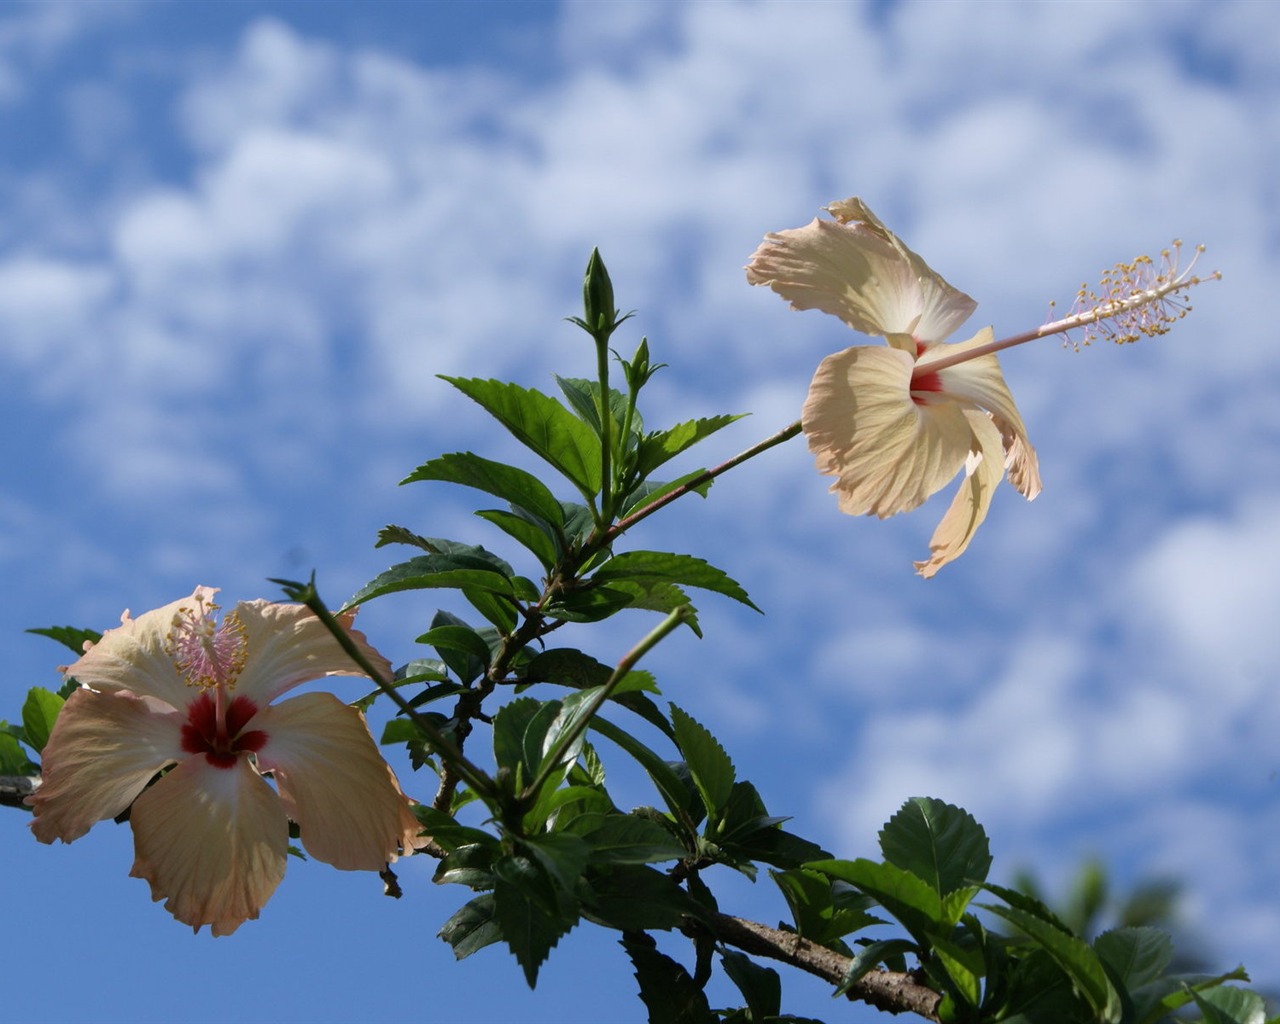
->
[916,240,1219,378]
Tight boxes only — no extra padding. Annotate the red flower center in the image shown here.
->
[910,341,944,404]
[181,691,268,769]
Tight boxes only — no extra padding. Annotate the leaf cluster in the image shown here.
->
[6,252,1272,1024]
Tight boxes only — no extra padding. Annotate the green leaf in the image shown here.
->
[475,508,559,570]
[545,584,636,623]
[632,415,745,479]
[346,553,515,610]
[670,705,735,823]
[26,625,102,657]
[435,841,499,889]
[1188,986,1267,1024]
[20,687,65,755]
[493,854,578,987]
[592,550,760,612]
[417,613,494,684]
[539,784,614,826]
[602,578,702,637]
[523,648,673,739]
[410,806,496,852]
[983,882,1075,933]
[622,933,717,1024]
[555,376,634,439]
[929,930,985,1008]
[439,893,503,960]
[836,938,920,994]
[1093,927,1172,988]
[998,948,1089,1024]
[1130,968,1252,1024]
[441,377,603,496]
[808,858,942,943]
[879,797,992,898]
[402,450,565,528]
[493,697,558,784]
[0,730,36,775]
[719,949,781,1021]
[589,715,701,826]
[732,825,830,872]
[519,832,591,898]
[981,903,1122,1023]
[621,470,713,518]
[539,687,605,769]
[462,585,519,634]
[374,524,441,552]
[583,865,699,931]
[771,869,882,949]
[564,812,687,864]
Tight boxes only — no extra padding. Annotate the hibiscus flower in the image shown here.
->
[746,197,1041,576]
[29,586,423,935]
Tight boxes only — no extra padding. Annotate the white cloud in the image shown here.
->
[1129,495,1280,705]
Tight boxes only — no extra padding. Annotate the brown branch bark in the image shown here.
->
[701,913,942,1021]
[0,773,38,809]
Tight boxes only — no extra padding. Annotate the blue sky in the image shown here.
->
[2,2,1277,1021]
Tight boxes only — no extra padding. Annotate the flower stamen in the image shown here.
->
[915,240,1219,376]
[166,596,248,691]
[1061,240,1219,350]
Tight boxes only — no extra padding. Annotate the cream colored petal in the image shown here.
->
[129,754,288,937]
[63,586,220,708]
[918,328,1042,500]
[233,601,394,705]
[747,197,976,340]
[914,411,1005,578]
[747,217,920,336]
[28,688,185,844]
[253,692,424,870]
[803,345,974,517]
[824,197,977,342]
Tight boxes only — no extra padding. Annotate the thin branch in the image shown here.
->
[272,575,498,804]
[604,419,803,542]
[702,913,942,1020]
[1,774,38,809]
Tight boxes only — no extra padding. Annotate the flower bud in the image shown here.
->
[582,247,617,336]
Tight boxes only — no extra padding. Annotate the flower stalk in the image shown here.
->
[273,575,499,804]
[519,605,691,806]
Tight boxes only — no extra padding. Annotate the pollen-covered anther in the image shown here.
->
[165,601,249,690]
[1060,239,1219,351]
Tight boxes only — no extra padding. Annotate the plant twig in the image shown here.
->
[1,774,38,809]
[272,575,498,805]
[605,419,803,542]
[701,913,942,1020]
[520,606,691,803]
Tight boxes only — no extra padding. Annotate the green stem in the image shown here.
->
[273,576,498,804]
[520,605,690,803]
[604,418,804,544]
[595,334,614,520]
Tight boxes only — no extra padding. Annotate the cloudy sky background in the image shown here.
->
[3,2,1277,1021]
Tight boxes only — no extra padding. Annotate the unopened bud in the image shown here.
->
[582,247,617,336]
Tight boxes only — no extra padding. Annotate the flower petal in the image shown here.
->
[803,345,973,517]
[28,688,184,843]
[233,601,393,705]
[63,586,220,709]
[128,754,288,936]
[253,692,423,870]
[746,197,976,341]
[919,328,1042,499]
[914,411,1005,578]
